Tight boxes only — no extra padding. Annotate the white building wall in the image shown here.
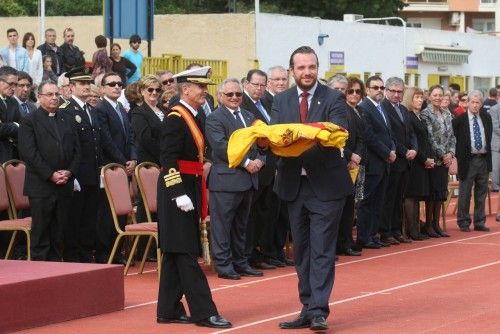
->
[256,13,500,89]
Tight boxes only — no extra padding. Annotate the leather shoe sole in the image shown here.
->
[157,315,191,324]
[279,316,311,329]
[196,315,232,329]
[236,269,263,277]
[344,248,362,256]
[218,272,241,280]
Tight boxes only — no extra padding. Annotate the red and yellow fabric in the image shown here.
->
[227,120,349,168]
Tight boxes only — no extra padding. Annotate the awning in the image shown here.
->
[416,45,472,65]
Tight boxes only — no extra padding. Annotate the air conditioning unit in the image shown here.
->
[344,14,364,22]
[450,12,461,26]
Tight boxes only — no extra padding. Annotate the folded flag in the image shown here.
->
[227,120,349,167]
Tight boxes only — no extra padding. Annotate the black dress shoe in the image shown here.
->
[236,267,263,277]
[394,234,412,243]
[252,261,277,270]
[351,244,362,252]
[375,239,391,247]
[363,242,381,249]
[380,236,400,245]
[279,315,311,329]
[283,258,295,266]
[459,226,471,232]
[344,248,362,256]
[474,225,490,232]
[218,271,241,280]
[157,314,191,324]
[196,315,232,329]
[496,214,500,222]
[310,316,328,330]
[267,258,286,267]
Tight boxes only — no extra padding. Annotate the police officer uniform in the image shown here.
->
[156,66,231,329]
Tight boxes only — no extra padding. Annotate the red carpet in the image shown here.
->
[0,260,124,333]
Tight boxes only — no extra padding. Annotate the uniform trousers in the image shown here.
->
[157,252,217,322]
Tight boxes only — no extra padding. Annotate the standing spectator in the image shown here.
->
[91,35,112,79]
[454,92,468,117]
[122,34,143,85]
[334,76,365,256]
[441,90,453,115]
[123,82,142,112]
[57,73,72,104]
[42,55,58,82]
[157,70,176,110]
[110,43,136,86]
[453,91,492,232]
[13,71,37,117]
[357,76,396,249]
[379,77,417,245]
[328,74,348,94]
[272,46,352,331]
[60,28,85,73]
[18,81,80,261]
[482,88,497,113]
[37,28,63,76]
[401,87,433,241]
[449,89,459,112]
[0,66,21,163]
[0,28,29,72]
[489,102,500,193]
[22,32,43,86]
[420,85,455,238]
[206,77,265,279]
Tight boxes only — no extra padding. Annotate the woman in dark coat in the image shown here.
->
[401,87,434,240]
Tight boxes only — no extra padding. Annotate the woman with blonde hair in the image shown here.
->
[401,87,434,240]
[420,85,456,237]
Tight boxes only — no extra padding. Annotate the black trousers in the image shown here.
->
[95,189,126,261]
[337,193,355,252]
[65,184,99,262]
[245,182,281,262]
[157,252,217,322]
[380,169,408,238]
[30,194,72,261]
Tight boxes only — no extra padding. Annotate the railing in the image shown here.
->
[404,0,447,3]
[142,54,228,98]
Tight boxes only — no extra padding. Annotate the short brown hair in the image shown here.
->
[95,35,107,48]
[289,46,318,68]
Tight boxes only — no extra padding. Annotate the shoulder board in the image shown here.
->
[168,112,181,117]
[59,101,70,109]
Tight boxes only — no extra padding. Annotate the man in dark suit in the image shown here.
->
[357,75,396,250]
[37,28,63,76]
[241,69,281,269]
[452,90,493,232]
[156,66,231,329]
[272,46,353,331]
[63,67,123,263]
[13,71,37,117]
[262,65,288,111]
[380,77,418,244]
[94,72,137,263]
[18,81,80,261]
[206,77,266,280]
[0,66,21,163]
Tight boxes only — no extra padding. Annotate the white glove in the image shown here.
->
[73,178,81,192]
[175,194,194,212]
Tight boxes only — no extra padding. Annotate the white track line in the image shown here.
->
[124,231,500,310]
[211,260,500,333]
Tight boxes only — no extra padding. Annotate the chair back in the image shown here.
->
[135,162,160,222]
[0,166,12,216]
[3,160,29,217]
[102,163,134,233]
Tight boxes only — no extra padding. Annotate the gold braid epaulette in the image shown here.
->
[168,111,181,117]
[164,168,182,188]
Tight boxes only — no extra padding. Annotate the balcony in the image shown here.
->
[404,0,447,3]
[402,0,449,12]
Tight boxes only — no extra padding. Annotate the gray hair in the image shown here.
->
[328,74,347,86]
[156,70,173,77]
[218,78,243,94]
[267,65,287,78]
[468,90,483,101]
[57,73,68,87]
[45,28,56,35]
[385,77,404,89]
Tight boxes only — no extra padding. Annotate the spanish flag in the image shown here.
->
[227,120,349,168]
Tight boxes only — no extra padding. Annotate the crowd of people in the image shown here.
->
[1,27,499,330]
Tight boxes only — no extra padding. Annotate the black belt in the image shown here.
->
[471,153,487,157]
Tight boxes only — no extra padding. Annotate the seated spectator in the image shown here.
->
[110,43,136,87]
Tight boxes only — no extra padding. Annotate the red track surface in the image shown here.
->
[15,199,500,334]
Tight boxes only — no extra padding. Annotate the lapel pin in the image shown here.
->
[317,101,321,105]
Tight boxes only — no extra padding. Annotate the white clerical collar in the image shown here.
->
[179,99,198,117]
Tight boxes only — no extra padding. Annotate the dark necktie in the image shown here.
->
[255,100,270,123]
[394,103,404,122]
[376,104,387,125]
[21,102,29,115]
[234,110,246,128]
[115,103,125,131]
[83,103,92,125]
[300,92,309,123]
[473,115,482,150]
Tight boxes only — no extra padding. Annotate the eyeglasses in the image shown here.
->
[369,85,385,91]
[249,82,266,89]
[17,83,32,88]
[0,80,17,87]
[39,92,61,98]
[387,89,404,94]
[147,87,161,93]
[223,92,243,98]
[104,81,123,88]
[347,89,362,95]
[162,78,175,85]
[132,41,141,45]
